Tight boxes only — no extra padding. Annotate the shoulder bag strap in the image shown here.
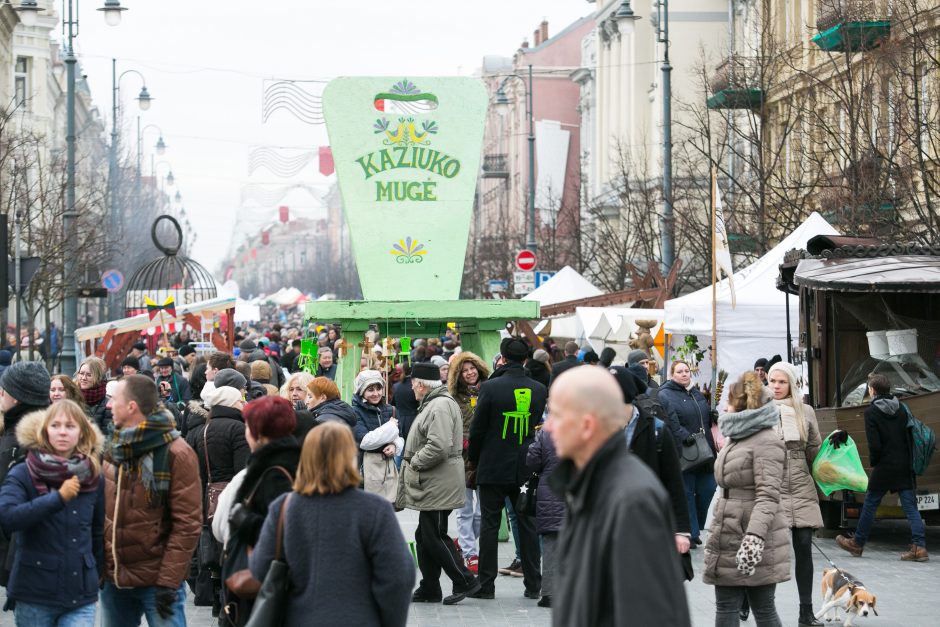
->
[275,493,292,561]
[202,421,213,485]
[244,465,293,508]
[172,373,182,402]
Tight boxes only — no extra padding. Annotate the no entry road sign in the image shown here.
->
[515,250,537,272]
[101,269,124,293]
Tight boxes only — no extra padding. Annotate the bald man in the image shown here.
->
[545,367,691,627]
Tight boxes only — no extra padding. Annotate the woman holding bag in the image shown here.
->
[658,360,717,547]
[767,362,824,627]
[704,372,789,626]
[0,400,104,626]
[352,370,402,501]
[249,422,415,626]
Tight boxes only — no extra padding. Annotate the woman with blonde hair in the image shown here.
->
[75,356,111,432]
[704,372,788,626]
[766,362,823,626]
[249,422,415,626]
[0,400,105,626]
[281,372,314,408]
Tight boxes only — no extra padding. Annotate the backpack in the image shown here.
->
[633,395,667,453]
[901,403,936,476]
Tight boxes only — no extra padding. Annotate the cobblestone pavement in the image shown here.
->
[3,510,934,626]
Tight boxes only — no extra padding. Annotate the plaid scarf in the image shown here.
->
[110,409,179,505]
[26,449,99,495]
[81,381,108,407]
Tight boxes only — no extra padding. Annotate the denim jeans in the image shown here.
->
[683,468,717,540]
[714,584,782,626]
[14,601,96,627]
[101,581,188,627]
[456,488,481,558]
[854,488,926,547]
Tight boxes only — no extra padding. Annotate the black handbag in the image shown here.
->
[516,473,538,517]
[245,493,293,627]
[680,431,715,473]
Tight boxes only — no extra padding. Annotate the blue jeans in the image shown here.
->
[14,601,96,627]
[683,468,717,541]
[854,488,926,547]
[100,581,187,627]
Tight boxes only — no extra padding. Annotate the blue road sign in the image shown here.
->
[101,269,124,293]
[535,271,555,288]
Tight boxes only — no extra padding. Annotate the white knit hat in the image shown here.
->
[355,369,385,396]
[768,361,802,389]
[204,385,243,409]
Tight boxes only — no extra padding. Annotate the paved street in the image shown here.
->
[181,511,940,627]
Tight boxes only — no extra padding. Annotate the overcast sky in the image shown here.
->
[69,1,591,276]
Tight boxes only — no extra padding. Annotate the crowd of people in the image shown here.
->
[0,320,929,627]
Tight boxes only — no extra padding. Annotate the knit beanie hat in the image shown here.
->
[121,356,139,370]
[627,350,650,366]
[532,349,550,363]
[214,368,248,391]
[429,355,447,368]
[768,361,801,390]
[204,385,243,409]
[0,361,52,406]
[355,369,385,396]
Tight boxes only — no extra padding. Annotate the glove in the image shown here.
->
[735,534,765,577]
[683,434,697,447]
[830,430,849,449]
[154,586,178,619]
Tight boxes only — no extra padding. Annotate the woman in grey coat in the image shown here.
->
[704,372,789,627]
[250,422,415,626]
[526,427,563,608]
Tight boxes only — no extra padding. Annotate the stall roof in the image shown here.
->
[794,255,940,292]
[75,296,236,342]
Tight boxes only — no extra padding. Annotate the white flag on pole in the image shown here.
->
[714,184,736,309]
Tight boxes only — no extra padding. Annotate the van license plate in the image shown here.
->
[917,493,939,511]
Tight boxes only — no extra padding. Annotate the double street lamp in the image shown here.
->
[494,65,536,255]
[15,0,130,375]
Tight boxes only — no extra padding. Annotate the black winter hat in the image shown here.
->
[121,357,140,370]
[500,337,529,363]
[156,357,174,368]
[411,362,440,381]
[132,341,147,351]
[608,366,646,404]
[1,361,52,407]
[239,339,257,351]
[754,357,769,369]
[179,345,195,357]
[214,368,247,391]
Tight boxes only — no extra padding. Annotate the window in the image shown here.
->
[14,57,29,108]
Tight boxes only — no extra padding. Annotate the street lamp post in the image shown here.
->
[109,61,152,319]
[494,65,536,254]
[16,0,129,375]
[657,0,675,273]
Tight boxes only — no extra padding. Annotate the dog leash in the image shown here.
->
[811,540,862,587]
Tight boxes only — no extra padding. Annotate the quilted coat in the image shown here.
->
[526,428,564,534]
[703,404,790,587]
[773,398,823,529]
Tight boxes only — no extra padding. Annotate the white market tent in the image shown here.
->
[75,296,237,343]
[664,212,839,383]
[523,265,602,307]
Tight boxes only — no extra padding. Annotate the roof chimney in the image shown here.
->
[521,39,529,49]
[533,28,541,46]
[540,20,549,43]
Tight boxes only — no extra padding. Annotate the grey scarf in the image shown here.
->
[719,401,780,441]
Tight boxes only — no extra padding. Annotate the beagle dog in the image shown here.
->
[816,567,878,626]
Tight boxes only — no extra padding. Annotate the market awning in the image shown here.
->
[794,255,940,292]
[75,296,237,342]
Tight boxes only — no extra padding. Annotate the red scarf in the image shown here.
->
[26,449,99,495]
[81,381,107,406]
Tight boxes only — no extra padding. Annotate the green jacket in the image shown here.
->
[396,385,465,511]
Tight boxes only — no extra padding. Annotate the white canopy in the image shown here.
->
[664,212,838,379]
[535,306,664,363]
[523,265,602,307]
[75,297,236,343]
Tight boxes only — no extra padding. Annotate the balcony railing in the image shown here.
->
[813,0,891,52]
[706,57,764,110]
[481,153,509,178]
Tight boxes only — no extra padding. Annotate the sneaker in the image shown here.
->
[900,544,929,562]
[443,578,481,605]
[498,558,522,576]
[537,595,552,608]
[523,588,540,599]
[465,556,479,574]
[411,588,443,603]
[835,535,864,557]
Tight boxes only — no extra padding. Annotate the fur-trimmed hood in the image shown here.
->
[447,351,490,397]
[14,407,106,455]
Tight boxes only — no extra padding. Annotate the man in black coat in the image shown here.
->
[545,366,691,626]
[609,366,693,580]
[548,341,580,388]
[468,337,546,599]
[837,373,928,561]
[392,364,420,442]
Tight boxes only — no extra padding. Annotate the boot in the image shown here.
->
[900,544,929,562]
[798,603,823,626]
[835,534,863,557]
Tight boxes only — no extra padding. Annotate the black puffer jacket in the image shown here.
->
[311,398,357,430]
[86,397,112,434]
[231,437,301,546]
[351,395,395,447]
[865,395,914,492]
[185,405,250,488]
[525,359,551,389]
[526,428,564,534]
[468,363,547,486]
